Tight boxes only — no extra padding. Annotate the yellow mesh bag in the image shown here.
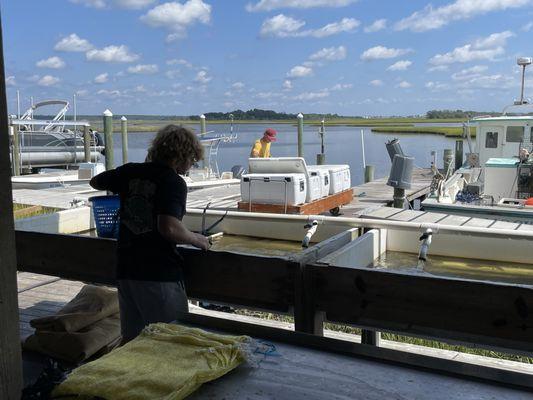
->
[52,323,250,400]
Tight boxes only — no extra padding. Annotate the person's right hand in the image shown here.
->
[194,233,210,251]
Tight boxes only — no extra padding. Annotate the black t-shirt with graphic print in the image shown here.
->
[94,162,187,282]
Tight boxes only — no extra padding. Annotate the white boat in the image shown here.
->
[9,99,105,170]
[422,58,533,224]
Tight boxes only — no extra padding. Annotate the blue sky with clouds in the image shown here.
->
[3,0,533,116]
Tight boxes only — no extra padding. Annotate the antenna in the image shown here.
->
[516,57,532,105]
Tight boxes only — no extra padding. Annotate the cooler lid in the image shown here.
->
[249,157,308,174]
[485,158,519,168]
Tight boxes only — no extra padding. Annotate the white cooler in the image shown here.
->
[308,168,330,198]
[306,173,322,202]
[312,165,351,194]
[248,157,322,203]
[241,173,307,205]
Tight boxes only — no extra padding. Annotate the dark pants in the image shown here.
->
[117,279,189,342]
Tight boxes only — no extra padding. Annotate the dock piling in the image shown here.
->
[12,124,20,176]
[297,113,304,158]
[317,119,325,164]
[200,114,206,134]
[83,125,91,162]
[121,116,128,165]
[443,149,454,175]
[364,165,374,183]
[103,109,114,171]
[455,140,463,171]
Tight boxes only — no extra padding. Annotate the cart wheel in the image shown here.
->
[329,207,340,216]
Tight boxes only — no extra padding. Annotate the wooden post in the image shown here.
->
[393,187,405,208]
[121,116,128,165]
[12,124,20,176]
[364,165,374,183]
[83,125,91,162]
[103,109,114,170]
[0,9,23,397]
[200,114,206,134]
[443,148,454,174]
[297,113,304,158]
[455,140,463,171]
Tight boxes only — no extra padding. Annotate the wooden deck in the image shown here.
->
[11,168,434,218]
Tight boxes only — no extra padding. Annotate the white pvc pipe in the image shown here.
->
[186,208,533,241]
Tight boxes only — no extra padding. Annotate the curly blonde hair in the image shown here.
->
[146,125,203,165]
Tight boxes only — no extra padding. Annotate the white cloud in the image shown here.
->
[114,0,155,9]
[330,83,352,90]
[428,65,449,72]
[166,58,193,68]
[260,14,358,38]
[27,75,40,82]
[425,81,449,90]
[232,82,245,90]
[395,0,531,32]
[364,18,387,33]
[76,89,89,97]
[287,65,313,78]
[69,0,106,8]
[127,64,159,74]
[246,0,358,12]
[361,46,412,61]
[165,69,181,79]
[255,91,282,99]
[6,76,16,86]
[260,14,306,37]
[283,79,292,89]
[369,79,383,86]
[194,70,212,84]
[141,0,211,41]
[97,89,123,97]
[311,18,359,38]
[94,72,109,83]
[36,56,65,69]
[457,73,514,89]
[523,21,533,31]
[387,60,412,71]
[38,75,60,86]
[86,45,140,62]
[54,34,94,52]
[309,46,346,61]
[292,90,330,101]
[133,85,147,92]
[429,31,513,65]
[474,31,514,49]
[396,81,411,88]
[451,65,488,80]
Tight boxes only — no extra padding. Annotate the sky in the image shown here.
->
[3,0,533,116]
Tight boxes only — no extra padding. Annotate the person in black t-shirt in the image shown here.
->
[90,125,209,342]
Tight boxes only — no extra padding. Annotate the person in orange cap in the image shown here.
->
[250,128,277,158]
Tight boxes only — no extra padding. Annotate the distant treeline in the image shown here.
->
[190,109,347,120]
[426,109,499,119]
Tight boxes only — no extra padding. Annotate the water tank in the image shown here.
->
[387,154,413,189]
[386,139,404,161]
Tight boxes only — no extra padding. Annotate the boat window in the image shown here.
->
[506,126,524,142]
[485,131,498,148]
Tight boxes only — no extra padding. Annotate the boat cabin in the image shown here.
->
[473,116,533,167]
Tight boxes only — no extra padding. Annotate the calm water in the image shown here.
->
[109,123,460,186]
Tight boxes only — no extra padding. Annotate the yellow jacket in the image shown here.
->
[250,138,271,158]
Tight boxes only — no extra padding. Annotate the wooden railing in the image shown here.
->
[15,230,533,389]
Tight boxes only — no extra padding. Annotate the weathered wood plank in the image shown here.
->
[309,264,533,353]
[0,15,23,396]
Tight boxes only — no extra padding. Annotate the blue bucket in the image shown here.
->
[89,195,120,238]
